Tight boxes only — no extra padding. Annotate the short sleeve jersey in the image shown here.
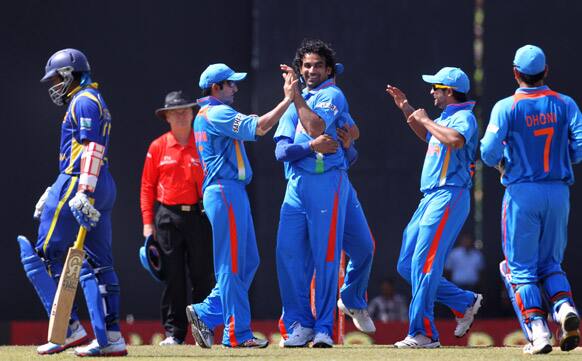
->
[420,101,478,192]
[193,96,258,191]
[480,86,582,186]
[273,79,348,176]
[59,84,112,175]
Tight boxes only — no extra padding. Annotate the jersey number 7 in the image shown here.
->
[533,127,554,173]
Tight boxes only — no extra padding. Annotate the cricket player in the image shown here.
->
[481,45,582,354]
[386,67,482,348]
[20,48,126,356]
[186,63,297,348]
[274,74,376,339]
[275,39,352,348]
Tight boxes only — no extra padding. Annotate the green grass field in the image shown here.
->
[1,345,580,361]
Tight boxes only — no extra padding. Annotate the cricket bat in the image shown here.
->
[47,226,87,344]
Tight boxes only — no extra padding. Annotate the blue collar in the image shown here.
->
[197,96,225,107]
[515,85,549,94]
[302,78,336,98]
[441,101,476,118]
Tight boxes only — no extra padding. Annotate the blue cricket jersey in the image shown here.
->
[273,79,348,177]
[420,101,478,192]
[59,83,111,175]
[193,96,258,191]
[481,86,582,186]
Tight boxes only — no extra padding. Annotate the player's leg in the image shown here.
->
[538,184,579,351]
[503,184,552,354]
[338,182,375,333]
[276,175,314,347]
[156,206,188,344]
[305,170,349,347]
[204,182,256,347]
[184,209,215,323]
[403,188,469,347]
[31,175,88,354]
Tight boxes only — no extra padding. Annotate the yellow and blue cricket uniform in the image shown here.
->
[34,83,119,333]
[397,101,478,341]
[274,79,350,338]
[36,83,116,271]
[192,96,259,347]
[480,86,582,324]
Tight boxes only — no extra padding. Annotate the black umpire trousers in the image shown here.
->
[155,203,214,341]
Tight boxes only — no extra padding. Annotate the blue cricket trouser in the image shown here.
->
[397,186,475,341]
[277,168,349,337]
[194,180,259,346]
[501,182,574,322]
[340,181,375,310]
[35,171,120,331]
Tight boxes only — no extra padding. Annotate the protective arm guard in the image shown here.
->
[78,141,105,193]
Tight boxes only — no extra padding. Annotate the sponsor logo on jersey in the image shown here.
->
[160,155,177,166]
[486,123,499,133]
[80,117,92,129]
[427,143,442,156]
[315,102,338,115]
[233,113,243,133]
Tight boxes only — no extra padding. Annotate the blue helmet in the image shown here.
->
[41,48,91,106]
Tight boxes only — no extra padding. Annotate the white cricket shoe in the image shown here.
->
[159,336,183,346]
[557,303,580,351]
[37,322,90,355]
[394,334,440,349]
[454,293,483,337]
[312,332,333,348]
[523,319,552,355]
[282,322,314,347]
[337,298,376,333]
[74,332,128,357]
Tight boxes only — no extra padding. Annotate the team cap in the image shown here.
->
[513,45,546,75]
[422,67,470,94]
[199,63,247,89]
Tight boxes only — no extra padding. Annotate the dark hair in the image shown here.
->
[516,69,545,86]
[292,38,337,78]
[201,81,226,97]
[451,89,468,103]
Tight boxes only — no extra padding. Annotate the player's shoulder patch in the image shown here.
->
[232,113,244,133]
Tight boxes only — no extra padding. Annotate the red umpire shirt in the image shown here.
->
[140,131,204,225]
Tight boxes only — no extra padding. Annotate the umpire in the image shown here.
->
[140,91,214,345]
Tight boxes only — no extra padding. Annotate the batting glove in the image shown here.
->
[33,187,51,220]
[68,192,100,231]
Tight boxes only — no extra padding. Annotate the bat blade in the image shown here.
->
[47,246,85,344]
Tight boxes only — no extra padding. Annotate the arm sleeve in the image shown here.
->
[480,101,509,167]
[75,96,104,143]
[275,137,312,162]
[210,105,258,141]
[448,111,477,144]
[567,97,582,164]
[274,106,297,143]
[312,90,345,130]
[345,144,359,166]
[140,142,159,225]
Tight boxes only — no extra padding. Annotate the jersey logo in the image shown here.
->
[80,117,92,129]
[315,102,338,115]
[486,123,499,134]
[160,155,177,166]
[233,113,243,133]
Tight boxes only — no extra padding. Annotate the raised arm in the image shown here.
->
[386,85,427,142]
[255,69,298,136]
[409,109,466,148]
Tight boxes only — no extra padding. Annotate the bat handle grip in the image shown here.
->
[73,227,87,251]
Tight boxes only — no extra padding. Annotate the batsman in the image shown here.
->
[17,48,127,356]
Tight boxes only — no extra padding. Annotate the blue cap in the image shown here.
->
[199,63,247,89]
[513,45,546,75]
[422,67,470,94]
